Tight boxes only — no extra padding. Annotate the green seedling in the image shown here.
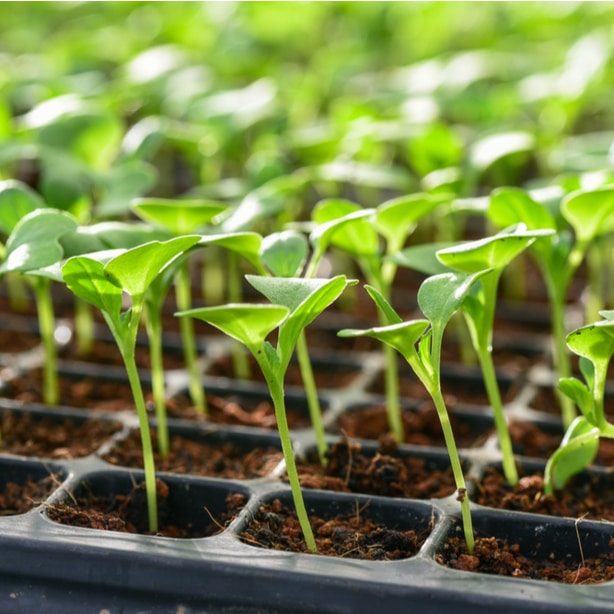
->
[436,224,555,485]
[0,207,78,405]
[338,270,491,554]
[131,197,228,414]
[177,274,357,553]
[60,220,170,357]
[61,235,201,533]
[544,311,614,495]
[490,186,614,428]
[308,193,445,442]
[143,231,264,456]
[260,229,332,463]
[0,180,46,311]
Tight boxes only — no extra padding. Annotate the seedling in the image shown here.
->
[338,268,492,554]
[544,311,614,495]
[309,193,445,442]
[0,180,47,311]
[0,207,78,405]
[177,273,357,553]
[61,235,201,533]
[260,229,332,463]
[131,197,229,414]
[489,186,614,428]
[143,230,264,456]
[436,224,555,485]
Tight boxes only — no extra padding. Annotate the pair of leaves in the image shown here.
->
[62,235,202,322]
[547,313,614,490]
[177,275,354,373]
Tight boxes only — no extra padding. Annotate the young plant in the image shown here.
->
[143,230,264,456]
[338,270,491,554]
[61,235,201,533]
[543,311,614,496]
[0,207,78,405]
[260,229,332,463]
[131,197,229,414]
[435,224,555,485]
[176,273,357,553]
[308,193,445,442]
[489,185,614,428]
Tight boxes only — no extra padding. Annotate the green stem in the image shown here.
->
[267,374,317,553]
[74,297,95,356]
[122,343,159,534]
[145,302,169,458]
[176,264,207,414]
[296,330,327,464]
[32,278,58,405]
[544,275,575,428]
[431,386,474,553]
[476,344,518,485]
[428,327,474,553]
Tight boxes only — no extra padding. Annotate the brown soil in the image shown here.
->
[333,402,490,448]
[473,468,614,522]
[46,479,246,538]
[508,420,614,467]
[0,411,121,459]
[296,436,458,499]
[207,352,361,389]
[166,392,310,429]
[2,367,139,412]
[438,535,614,584]
[102,428,283,479]
[0,474,62,515]
[239,497,431,560]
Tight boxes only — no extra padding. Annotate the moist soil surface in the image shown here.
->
[46,480,247,538]
[0,474,62,515]
[332,402,491,448]
[102,428,284,479]
[473,467,614,522]
[0,411,121,459]
[239,496,431,560]
[438,535,614,584]
[296,436,459,499]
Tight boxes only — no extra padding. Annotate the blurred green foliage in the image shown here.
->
[0,1,613,206]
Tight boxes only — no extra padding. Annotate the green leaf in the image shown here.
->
[247,274,354,354]
[131,198,228,235]
[338,319,429,364]
[566,320,614,365]
[310,201,377,257]
[0,209,78,274]
[104,235,201,301]
[558,377,593,420]
[175,304,289,352]
[436,224,554,273]
[548,416,599,490]
[221,174,306,232]
[489,187,556,232]
[562,186,614,243]
[95,161,158,218]
[470,131,535,172]
[418,270,490,329]
[62,254,123,318]
[90,221,170,249]
[375,193,445,253]
[364,285,402,325]
[260,230,308,277]
[199,232,265,273]
[0,180,45,235]
[388,242,454,276]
